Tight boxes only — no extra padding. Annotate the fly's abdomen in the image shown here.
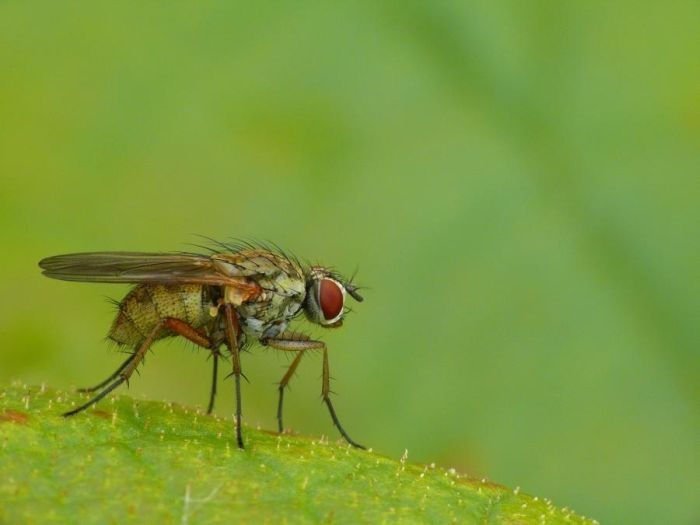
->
[109,284,212,346]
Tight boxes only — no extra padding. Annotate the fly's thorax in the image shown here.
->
[108,284,213,346]
[213,249,304,280]
[234,270,306,339]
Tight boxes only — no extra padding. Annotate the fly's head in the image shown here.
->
[303,266,363,328]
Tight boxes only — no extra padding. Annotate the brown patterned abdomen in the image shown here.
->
[109,284,213,346]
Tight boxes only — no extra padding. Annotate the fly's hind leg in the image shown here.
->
[64,317,214,417]
[263,334,365,449]
[63,319,166,417]
[76,351,138,393]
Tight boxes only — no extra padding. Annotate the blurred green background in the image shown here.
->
[1,2,698,524]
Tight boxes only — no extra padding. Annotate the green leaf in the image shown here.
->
[0,383,596,524]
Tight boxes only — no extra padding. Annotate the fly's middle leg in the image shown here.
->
[206,349,220,415]
[162,318,221,414]
[221,303,244,449]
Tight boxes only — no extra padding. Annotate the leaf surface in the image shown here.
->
[0,383,596,524]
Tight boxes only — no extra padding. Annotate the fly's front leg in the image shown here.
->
[276,352,304,433]
[262,335,365,449]
[221,303,244,449]
[262,335,323,433]
[321,347,365,449]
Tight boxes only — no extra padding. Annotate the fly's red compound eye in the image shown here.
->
[318,278,344,321]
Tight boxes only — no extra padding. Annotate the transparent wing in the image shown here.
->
[39,251,244,286]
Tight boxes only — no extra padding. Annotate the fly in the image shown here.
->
[38,240,365,449]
